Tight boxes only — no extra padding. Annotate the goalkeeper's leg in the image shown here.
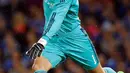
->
[87,63,116,73]
[32,56,52,73]
[63,27,117,73]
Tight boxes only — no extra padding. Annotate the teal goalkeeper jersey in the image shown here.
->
[42,0,81,41]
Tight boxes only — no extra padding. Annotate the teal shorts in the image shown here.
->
[42,26,99,70]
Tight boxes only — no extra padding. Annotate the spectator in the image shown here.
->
[28,5,45,37]
[12,11,27,53]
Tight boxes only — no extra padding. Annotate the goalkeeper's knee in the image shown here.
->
[32,56,52,72]
[103,67,116,73]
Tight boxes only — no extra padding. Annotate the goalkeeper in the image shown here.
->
[26,0,116,73]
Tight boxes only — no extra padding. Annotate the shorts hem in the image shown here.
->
[84,62,100,70]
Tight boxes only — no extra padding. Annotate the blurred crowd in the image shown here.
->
[0,0,130,73]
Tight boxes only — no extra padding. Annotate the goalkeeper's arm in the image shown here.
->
[26,0,72,59]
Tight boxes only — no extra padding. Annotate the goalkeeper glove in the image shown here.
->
[26,38,47,59]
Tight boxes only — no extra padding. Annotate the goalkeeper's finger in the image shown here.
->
[26,50,30,56]
[38,50,42,57]
[32,49,38,59]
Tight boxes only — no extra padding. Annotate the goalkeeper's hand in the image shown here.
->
[26,38,47,59]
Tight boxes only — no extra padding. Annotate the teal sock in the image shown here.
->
[34,70,47,73]
[103,67,116,73]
